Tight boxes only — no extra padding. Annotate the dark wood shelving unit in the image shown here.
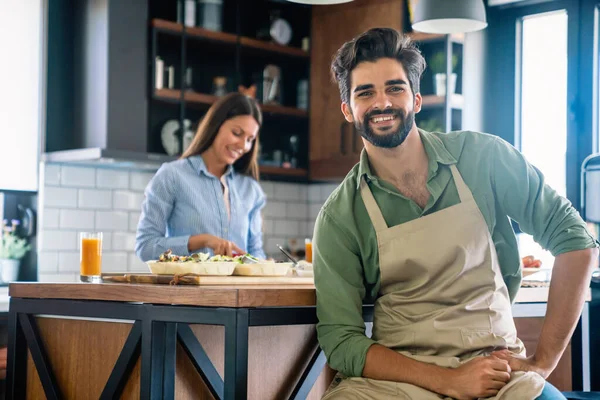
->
[154,88,308,118]
[150,18,309,59]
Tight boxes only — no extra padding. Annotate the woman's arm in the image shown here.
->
[246,186,267,259]
[135,165,191,261]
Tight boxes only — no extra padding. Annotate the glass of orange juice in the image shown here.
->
[305,238,313,263]
[80,232,103,282]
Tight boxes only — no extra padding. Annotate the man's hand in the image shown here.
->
[443,356,512,400]
[491,349,553,379]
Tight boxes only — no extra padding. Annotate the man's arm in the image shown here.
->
[490,137,599,374]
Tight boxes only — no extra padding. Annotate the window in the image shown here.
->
[0,0,44,191]
[518,10,568,197]
[516,10,568,267]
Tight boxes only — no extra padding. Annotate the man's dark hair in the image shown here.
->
[331,27,427,105]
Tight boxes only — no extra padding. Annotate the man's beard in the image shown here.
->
[355,108,414,149]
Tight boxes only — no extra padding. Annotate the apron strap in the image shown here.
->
[359,176,388,231]
[449,164,474,203]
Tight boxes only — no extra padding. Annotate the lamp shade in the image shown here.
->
[286,0,353,4]
[412,0,487,34]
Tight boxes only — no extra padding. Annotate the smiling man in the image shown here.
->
[313,28,598,400]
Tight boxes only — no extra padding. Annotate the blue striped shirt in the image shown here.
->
[135,155,266,261]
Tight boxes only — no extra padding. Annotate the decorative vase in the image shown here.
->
[434,73,457,97]
[0,259,20,283]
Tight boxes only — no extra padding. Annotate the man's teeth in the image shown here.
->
[371,116,395,123]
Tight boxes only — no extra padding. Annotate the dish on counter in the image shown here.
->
[146,249,292,276]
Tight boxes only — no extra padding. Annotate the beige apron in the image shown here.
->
[322,165,545,400]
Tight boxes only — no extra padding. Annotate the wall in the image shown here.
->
[36,163,337,282]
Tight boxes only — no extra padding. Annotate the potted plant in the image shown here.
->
[429,51,459,97]
[0,220,31,283]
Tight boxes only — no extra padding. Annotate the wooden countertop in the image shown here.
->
[8,283,591,308]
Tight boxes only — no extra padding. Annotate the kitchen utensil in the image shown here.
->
[276,244,299,266]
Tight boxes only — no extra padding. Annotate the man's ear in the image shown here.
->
[341,102,354,123]
[414,92,422,114]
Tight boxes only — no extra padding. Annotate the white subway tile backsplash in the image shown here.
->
[260,182,275,198]
[42,208,60,229]
[129,171,155,192]
[101,252,128,272]
[59,210,95,230]
[286,203,307,220]
[129,212,141,232]
[40,230,77,251]
[263,201,287,219]
[58,252,80,273]
[102,232,113,251]
[60,166,96,187]
[95,211,129,231]
[112,232,137,251]
[262,219,274,235]
[265,237,287,255]
[128,253,148,272]
[78,189,112,209]
[274,220,300,236]
[308,185,321,203]
[44,164,61,186]
[37,252,59,273]
[113,191,145,211]
[309,203,323,220]
[96,169,129,189]
[273,183,302,201]
[44,187,77,208]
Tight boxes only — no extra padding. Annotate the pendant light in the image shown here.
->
[412,0,487,34]
[286,0,354,4]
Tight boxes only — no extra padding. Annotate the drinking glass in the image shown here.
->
[80,232,102,283]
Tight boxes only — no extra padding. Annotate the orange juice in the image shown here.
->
[80,237,102,276]
[305,239,313,263]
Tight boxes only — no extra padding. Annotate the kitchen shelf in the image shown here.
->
[153,88,308,118]
[421,94,464,109]
[259,166,308,177]
[151,19,310,59]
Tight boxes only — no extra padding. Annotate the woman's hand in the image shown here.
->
[189,234,243,257]
[206,236,244,256]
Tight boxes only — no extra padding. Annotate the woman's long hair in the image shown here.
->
[181,93,263,180]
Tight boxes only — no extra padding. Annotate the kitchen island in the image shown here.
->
[4,283,592,399]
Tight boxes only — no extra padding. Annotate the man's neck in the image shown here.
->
[364,127,428,184]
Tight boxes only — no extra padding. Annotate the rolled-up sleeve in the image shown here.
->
[314,209,376,377]
[491,137,598,255]
[135,165,191,261]
[247,183,266,259]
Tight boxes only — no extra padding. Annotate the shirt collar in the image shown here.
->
[188,155,234,178]
[355,128,457,189]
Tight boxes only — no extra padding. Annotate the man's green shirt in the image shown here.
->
[313,129,598,378]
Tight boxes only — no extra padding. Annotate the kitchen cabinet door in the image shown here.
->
[309,0,404,181]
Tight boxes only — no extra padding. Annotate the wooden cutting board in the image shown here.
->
[101,273,314,286]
